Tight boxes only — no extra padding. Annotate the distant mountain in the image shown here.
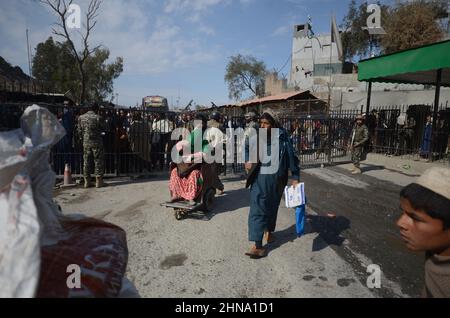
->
[0,56,32,83]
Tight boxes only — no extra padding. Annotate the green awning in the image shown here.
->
[358,40,450,87]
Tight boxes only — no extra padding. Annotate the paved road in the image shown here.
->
[302,165,424,297]
[55,162,424,298]
[57,174,378,298]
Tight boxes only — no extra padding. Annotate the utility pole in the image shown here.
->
[327,14,335,114]
[26,28,32,77]
[26,27,34,95]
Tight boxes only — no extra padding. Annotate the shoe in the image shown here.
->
[245,246,267,259]
[96,176,105,188]
[264,232,275,244]
[352,168,362,175]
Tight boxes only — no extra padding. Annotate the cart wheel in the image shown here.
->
[203,189,216,212]
[175,209,184,221]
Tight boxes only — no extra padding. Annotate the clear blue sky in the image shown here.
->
[0,0,396,108]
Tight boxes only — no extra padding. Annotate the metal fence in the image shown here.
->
[366,104,450,164]
[1,102,449,178]
[216,110,360,175]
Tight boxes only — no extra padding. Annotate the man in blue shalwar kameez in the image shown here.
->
[244,110,300,259]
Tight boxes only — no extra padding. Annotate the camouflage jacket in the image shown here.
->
[351,124,369,148]
[78,111,104,147]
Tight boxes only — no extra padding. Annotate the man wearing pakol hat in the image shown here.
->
[397,167,450,298]
[244,112,258,131]
[349,114,369,174]
[244,112,259,148]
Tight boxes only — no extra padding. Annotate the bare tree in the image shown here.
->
[40,0,102,104]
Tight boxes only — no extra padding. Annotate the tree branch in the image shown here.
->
[40,0,103,103]
[240,73,256,95]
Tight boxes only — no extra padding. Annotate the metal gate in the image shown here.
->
[225,111,358,174]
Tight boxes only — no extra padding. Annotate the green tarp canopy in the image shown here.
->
[358,39,450,86]
[358,39,450,161]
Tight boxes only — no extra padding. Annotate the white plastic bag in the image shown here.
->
[0,105,65,298]
[284,182,306,208]
[0,174,41,298]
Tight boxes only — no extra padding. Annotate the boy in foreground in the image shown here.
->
[397,167,450,298]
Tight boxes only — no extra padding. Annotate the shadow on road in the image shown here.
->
[360,164,385,173]
[266,225,298,255]
[207,188,250,219]
[308,215,351,252]
[175,188,250,222]
[267,214,351,255]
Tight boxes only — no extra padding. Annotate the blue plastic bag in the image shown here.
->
[295,204,306,237]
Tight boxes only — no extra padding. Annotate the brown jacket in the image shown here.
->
[423,254,450,298]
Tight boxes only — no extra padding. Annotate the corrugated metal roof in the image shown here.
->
[238,90,312,107]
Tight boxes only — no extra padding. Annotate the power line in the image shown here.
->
[276,37,322,74]
[276,54,292,74]
[275,22,323,74]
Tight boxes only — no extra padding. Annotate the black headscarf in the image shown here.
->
[260,112,279,128]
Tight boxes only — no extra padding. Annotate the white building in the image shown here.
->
[289,23,343,91]
[285,21,450,111]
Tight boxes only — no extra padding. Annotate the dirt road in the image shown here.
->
[57,173,378,298]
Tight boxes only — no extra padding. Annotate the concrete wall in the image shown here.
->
[265,73,289,96]
[334,89,450,111]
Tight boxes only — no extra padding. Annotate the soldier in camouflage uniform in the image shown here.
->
[78,103,105,188]
[349,114,369,175]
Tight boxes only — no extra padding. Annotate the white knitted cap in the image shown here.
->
[416,167,450,200]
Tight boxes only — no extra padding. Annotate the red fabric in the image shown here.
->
[36,218,128,298]
[169,168,203,201]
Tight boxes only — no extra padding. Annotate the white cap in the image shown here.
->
[416,167,450,200]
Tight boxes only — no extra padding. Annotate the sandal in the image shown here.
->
[245,246,267,259]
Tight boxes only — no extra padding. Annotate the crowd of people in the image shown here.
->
[365,108,450,160]
[1,102,445,177]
